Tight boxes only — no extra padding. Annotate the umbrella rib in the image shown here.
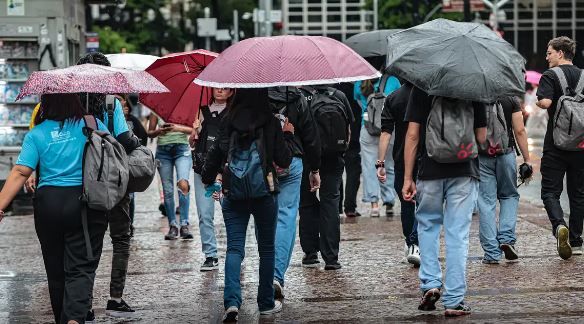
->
[306,37,339,81]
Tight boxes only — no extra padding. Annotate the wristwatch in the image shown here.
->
[375,160,385,169]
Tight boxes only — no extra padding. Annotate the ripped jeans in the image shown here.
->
[156,143,192,227]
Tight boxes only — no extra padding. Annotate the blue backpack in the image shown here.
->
[225,129,273,200]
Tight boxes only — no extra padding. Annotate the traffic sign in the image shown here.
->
[197,18,217,37]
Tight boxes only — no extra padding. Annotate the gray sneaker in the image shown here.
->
[165,226,179,240]
[572,246,583,256]
[260,300,282,315]
[556,225,572,260]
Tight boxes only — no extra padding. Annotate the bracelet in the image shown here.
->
[375,160,385,168]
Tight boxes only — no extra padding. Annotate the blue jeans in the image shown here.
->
[194,172,218,258]
[416,177,478,308]
[478,152,519,261]
[359,128,396,205]
[274,157,303,286]
[222,195,278,311]
[156,144,192,227]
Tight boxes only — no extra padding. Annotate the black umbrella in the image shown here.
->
[385,19,525,103]
[344,29,403,58]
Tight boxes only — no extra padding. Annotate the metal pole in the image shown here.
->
[492,0,498,31]
[233,9,239,43]
[463,0,471,22]
[265,0,272,36]
[253,8,259,37]
[373,0,378,30]
[204,7,211,50]
[514,0,518,48]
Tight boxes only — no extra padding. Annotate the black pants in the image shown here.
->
[34,186,107,324]
[541,148,584,246]
[339,147,362,213]
[299,155,344,264]
[394,166,418,246]
[109,193,132,298]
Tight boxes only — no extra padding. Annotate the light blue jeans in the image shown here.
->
[156,144,192,227]
[274,157,303,287]
[359,128,395,205]
[478,152,519,261]
[194,172,218,258]
[416,177,478,308]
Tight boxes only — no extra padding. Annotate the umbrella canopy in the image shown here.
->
[386,19,526,103]
[106,53,159,71]
[526,70,542,86]
[139,50,218,126]
[16,64,169,100]
[344,29,403,58]
[194,35,380,88]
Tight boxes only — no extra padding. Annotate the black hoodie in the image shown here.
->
[201,88,293,190]
[268,87,321,171]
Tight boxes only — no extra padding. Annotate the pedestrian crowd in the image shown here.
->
[0,24,583,324]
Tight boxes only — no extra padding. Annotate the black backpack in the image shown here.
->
[301,86,349,154]
[193,106,226,174]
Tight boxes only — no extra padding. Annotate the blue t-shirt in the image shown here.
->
[354,76,401,111]
[100,99,129,137]
[16,118,108,188]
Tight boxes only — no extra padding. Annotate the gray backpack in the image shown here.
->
[81,115,129,211]
[426,97,478,163]
[479,101,510,156]
[551,67,584,151]
[364,75,389,136]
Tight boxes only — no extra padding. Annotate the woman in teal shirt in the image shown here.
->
[0,94,109,324]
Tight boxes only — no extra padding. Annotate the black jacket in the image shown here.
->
[268,87,321,171]
[201,89,293,192]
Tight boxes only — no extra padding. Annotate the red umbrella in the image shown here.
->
[140,50,219,126]
[16,64,169,100]
[194,36,380,88]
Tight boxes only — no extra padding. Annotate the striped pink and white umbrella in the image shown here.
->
[194,35,381,88]
[16,63,169,100]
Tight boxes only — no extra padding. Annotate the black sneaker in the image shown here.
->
[180,225,194,240]
[158,203,166,216]
[500,244,519,261]
[106,299,137,318]
[445,302,471,317]
[302,253,320,268]
[345,211,362,217]
[165,226,179,240]
[384,203,394,217]
[324,262,342,270]
[200,257,219,271]
[86,310,95,324]
[274,280,284,299]
[418,288,440,311]
[223,306,239,322]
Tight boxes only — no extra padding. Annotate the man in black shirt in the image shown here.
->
[377,82,419,266]
[477,97,531,264]
[536,36,584,260]
[403,87,486,317]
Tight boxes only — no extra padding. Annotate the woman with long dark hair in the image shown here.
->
[0,94,109,324]
[201,88,293,322]
[190,87,234,271]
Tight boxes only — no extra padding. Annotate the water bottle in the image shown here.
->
[205,182,222,198]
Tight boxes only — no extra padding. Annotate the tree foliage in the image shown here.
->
[365,0,463,29]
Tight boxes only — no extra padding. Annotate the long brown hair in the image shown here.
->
[360,80,374,97]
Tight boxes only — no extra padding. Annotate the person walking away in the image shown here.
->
[376,82,420,266]
[536,36,584,260]
[201,88,292,322]
[148,113,194,240]
[354,75,400,216]
[117,94,148,238]
[0,94,110,324]
[336,82,363,217]
[403,87,487,317]
[77,53,142,319]
[190,87,234,271]
[298,85,354,270]
[268,86,321,298]
[478,97,532,264]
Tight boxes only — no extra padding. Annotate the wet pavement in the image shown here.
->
[1,120,581,323]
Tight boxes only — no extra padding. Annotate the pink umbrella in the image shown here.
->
[194,35,381,88]
[140,50,218,126]
[526,70,542,86]
[16,64,169,100]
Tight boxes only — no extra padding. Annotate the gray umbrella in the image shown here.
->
[385,19,525,103]
[344,29,403,58]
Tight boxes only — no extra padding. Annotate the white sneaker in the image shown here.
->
[370,207,380,217]
[573,246,583,256]
[407,245,421,266]
[223,306,238,322]
[260,300,282,315]
[274,280,284,299]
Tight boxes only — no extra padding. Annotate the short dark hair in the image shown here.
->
[77,52,111,117]
[35,94,84,125]
[548,36,577,61]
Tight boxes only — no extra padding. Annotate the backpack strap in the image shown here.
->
[376,74,390,93]
[551,67,570,96]
[574,70,584,96]
[83,115,98,132]
[105,95,115,134]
